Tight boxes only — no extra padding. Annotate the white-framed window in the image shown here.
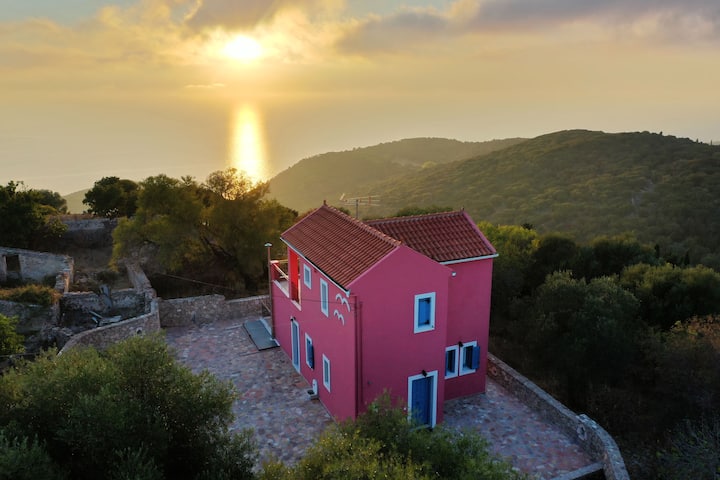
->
[322,354,331,392]
[305,333,315,369]
[320,279,329,316]
[445,345,459,379]
[413,292,436,333]
[303,264,312,289]
[460,341,480,375]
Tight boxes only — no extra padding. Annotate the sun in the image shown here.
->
[222,35,263,62]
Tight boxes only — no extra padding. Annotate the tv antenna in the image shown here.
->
[339,193,381,219]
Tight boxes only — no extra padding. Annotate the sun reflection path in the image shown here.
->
[230,104,268,182]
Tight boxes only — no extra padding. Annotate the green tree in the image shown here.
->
[112,174,205,272]
[621,263,720,329]
[0,181,67,249]
[83,176,139,218]
[527,272,641,408]
[0,335,256,480]
[525,233,580,292]
[0,314,24,356]
[113,169,296,293]
[0,431,65,480]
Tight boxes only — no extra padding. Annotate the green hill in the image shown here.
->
[368,130,720,266]
[63,189,89,214]
[267,137,525,213]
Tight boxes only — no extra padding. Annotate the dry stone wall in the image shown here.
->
[487,353,629,480]
[159,294,267,327]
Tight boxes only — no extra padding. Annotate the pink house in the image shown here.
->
[269,204,496,426]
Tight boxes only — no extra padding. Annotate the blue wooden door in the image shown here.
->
[410,376,433,426]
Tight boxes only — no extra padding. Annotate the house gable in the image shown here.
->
[282,204,400,288]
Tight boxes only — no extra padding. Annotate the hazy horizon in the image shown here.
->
[2,1,719,195]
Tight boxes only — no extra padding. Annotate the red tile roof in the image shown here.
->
[282,206,496,288]
[366,210,496,263]
[281,204,400,288]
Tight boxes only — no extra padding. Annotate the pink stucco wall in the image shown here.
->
[272,250,358,420]
[351,246,451,424]
[443,258,494,399]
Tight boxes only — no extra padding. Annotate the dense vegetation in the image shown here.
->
[262,395,525,480]
[112,169,297,295]
[0,336,520,480]
[0,181,67,249]
[270,130,720,269]
[0,335,256,480]
[481,223,720,479]
[268,137,525,213]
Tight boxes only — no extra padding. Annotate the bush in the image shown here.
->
[0,314,24,356]
[0,431,65,480]
[262,394,526,480]
[0,284,59,307]
[0,335,257,480]
[657,416,720,480]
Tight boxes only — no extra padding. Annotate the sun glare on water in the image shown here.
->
[230,104,268,182]
[222,35,263,62]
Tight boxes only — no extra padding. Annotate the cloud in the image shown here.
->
[334,0,720,56]
[185,0,344,30]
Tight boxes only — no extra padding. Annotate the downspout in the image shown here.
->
[265,243,275,339]
[354,297,363,418]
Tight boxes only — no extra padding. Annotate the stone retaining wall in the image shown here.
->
[0,300,59,335]
[59,299,160,354]
[487,353,629,480]
[159,294,267,327]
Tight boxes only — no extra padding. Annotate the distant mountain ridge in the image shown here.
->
[267,137,526,213]
[269,130,720,267]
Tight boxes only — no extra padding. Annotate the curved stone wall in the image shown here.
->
[487,353,629,480]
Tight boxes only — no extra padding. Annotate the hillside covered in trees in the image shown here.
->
[270,130,720,269]
[267,137,525,213]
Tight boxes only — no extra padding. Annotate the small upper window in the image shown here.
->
[445,346,459,379]
[414,292,436,333]
[303,264,312,289]
[320,279,329,316]
[460,341,480,375]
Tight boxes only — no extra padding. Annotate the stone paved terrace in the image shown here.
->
[165,316,594,479]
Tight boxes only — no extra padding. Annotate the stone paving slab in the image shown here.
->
[164,317,594,478]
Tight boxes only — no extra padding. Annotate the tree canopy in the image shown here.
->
[0,181,67,249]
[0,335,256,480]
[112,169,297,294]
[83,176,139,218]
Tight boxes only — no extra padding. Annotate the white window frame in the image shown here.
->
[413,292,436,333]
[460,341,479,375]
[303,264,312,289]
[322,354,331,392]
[445,345,459,379]
[305,333,314,369]
[320,279,329,317]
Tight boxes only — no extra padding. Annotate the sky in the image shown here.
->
[1,0,719,195]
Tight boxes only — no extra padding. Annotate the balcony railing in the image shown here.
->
[271,260,290,297]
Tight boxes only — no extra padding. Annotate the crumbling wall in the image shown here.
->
[59,216,117,248]
[0,247,73,293]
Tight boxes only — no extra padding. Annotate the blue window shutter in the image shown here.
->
[309,343,315,369]
[471,345,481,370]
